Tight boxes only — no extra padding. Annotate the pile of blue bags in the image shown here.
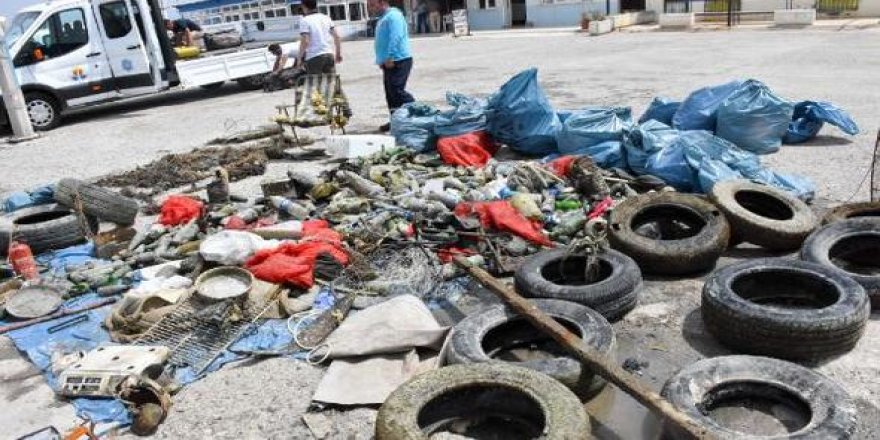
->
[389,68,860,200]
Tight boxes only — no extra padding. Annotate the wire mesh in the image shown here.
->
[331,246,443,299]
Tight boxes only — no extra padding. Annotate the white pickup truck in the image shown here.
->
[1,0,298,130]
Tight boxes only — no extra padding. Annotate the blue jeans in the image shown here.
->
[416,13,429,33]
[382,58,415,113]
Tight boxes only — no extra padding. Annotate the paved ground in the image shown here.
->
[2,26,880,439]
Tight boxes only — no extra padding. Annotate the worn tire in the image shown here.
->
[54,178,139,225]
[702,258,869,361]
[661,355,857,440]
[822,201,880,225]
[801,218,880,310]
[375,363,590,440]
[237,74,266,91]
[0,204,95,256]
[608,192,729,275]
[709,180,817,251]
[447,299,615,398]
[514,248,641,321]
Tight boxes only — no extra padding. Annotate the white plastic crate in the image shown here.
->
[326,135,395,159]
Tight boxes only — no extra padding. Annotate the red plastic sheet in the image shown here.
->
[454,201,552,247]
[437,131,499,167]
[548,155,577,178]
[245,226,348,288]
[159,196,203,226]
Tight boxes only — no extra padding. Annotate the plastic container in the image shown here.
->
[8,241,38,280]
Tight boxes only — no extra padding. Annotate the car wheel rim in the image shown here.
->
[27,100,54,127]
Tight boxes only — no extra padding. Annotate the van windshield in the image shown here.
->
[3,11,42,48]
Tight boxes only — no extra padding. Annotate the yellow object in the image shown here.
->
[174,46,201,60]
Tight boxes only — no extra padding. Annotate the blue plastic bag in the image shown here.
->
[564,141,628,169]
[3,192,34,213]
[672,80,742,131]
[391,102,440,152]
[434,92,489,137]
[557,107,632,153]
[715,80,793,155]
[639,97,680,125]
[486,68,562,155]
[623,120,679,175]
[696,158,741,193]
[784,101,860,144]
[644,141,697,191]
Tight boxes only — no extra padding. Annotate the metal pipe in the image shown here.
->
[0,29,37,142]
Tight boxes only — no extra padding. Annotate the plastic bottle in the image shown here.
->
[555,199,583,211]
[270,196,310,219]
[8,241,38,281]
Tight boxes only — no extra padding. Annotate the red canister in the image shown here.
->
[8,241,38,281]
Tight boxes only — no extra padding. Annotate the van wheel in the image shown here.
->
[25,92,62,131]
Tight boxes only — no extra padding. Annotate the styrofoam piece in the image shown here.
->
[326,135,395,159]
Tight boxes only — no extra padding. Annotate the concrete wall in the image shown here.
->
[466,0,509,29]
[854,0,880,16]
[525,0,618,27]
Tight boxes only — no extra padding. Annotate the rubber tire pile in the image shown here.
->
[377,179,876,439]
[1,178,138,256]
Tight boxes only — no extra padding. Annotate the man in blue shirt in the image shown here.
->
[368,0,415,132]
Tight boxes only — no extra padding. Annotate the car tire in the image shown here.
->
[25,92,62,131]
[821,201,880,225]
[514,248,642,321]
[709,180,817,251]
[54,178,139,226]
[375,363,590,440]
[801,218,880,309]
[447,299,615,398]
[661,355,857,440]
[0,204,96,256]
[702,258,869,361]
[608,192,730,275]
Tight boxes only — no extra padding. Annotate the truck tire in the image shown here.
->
[376,363,590,440]
[702,258,869,361]
[709,180,817,251]
[447,299,615,398]
[609,192,729,275]
[54,178,139,226]
[237,75,266,91]
[661,355,857,440]
[821,201,880,225]
[801,218,880,309]
[25,92,62,131]
[514,248,642,321]
[0,204,95,256]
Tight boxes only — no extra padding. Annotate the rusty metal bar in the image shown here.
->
[453,256,714,440]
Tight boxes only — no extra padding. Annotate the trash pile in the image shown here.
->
[0,68,876,439]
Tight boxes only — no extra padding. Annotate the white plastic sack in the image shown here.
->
[199,230,278,265]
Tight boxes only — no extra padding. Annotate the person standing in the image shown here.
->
[428,0,442,33]
[164,18,202,47]
[414,0,429,34]
[297,0,343,74]
[368,0,414,132]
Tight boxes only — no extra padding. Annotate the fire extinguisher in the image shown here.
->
[8,241,39,281]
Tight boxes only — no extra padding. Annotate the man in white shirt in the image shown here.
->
[297,0,343,74]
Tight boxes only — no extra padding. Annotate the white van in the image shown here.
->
[0,0,298,130]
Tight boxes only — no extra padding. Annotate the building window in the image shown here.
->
[348,2,364,21]
[99,1,132,39]
[265,9,276,17]
[328,4,346,20]
[478,0,496,8]
[251,2,260,8]
[275,8,288,16]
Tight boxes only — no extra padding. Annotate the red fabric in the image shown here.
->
[245,234,349,288]
[302,220,330,235]
[548,156,577,177]
[454,201,552,247]
[159,196,203,226]
[437,131,499,167]
[589,197,614,219]
[224,215,247,230]
[437,246,477,264]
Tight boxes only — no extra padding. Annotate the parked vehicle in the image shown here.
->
[0,0,298,130]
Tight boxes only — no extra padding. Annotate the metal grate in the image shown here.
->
[134,294,274,375]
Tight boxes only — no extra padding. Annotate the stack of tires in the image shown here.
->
[1,179,138,257]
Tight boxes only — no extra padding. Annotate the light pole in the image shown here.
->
[0,21,39,142]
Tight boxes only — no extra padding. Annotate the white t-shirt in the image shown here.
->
[299,13,335,61]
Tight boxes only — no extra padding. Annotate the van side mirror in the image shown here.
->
[33,48,45,62]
